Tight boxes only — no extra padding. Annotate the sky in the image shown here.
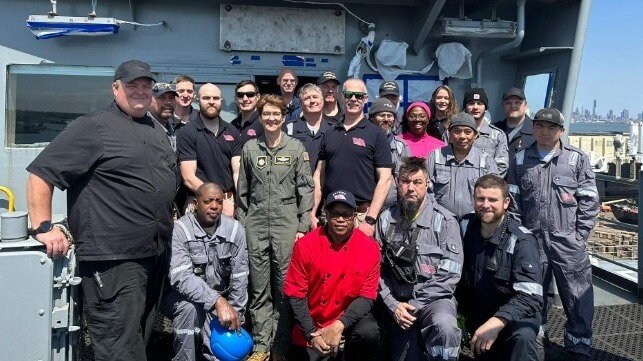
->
[573,0,643,116]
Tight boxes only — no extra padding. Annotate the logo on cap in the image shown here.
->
[382,82,396,90]
[334,194,347,201]
[541,113,553,120]
[474,94,480,100]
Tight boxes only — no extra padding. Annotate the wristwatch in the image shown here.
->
[28,220,54,236]
[364,215,377,226]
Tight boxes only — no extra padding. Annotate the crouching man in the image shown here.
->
[376,156,463,361]
[285,190,381,361]
[458,175,543,360]
[162,182,249,360]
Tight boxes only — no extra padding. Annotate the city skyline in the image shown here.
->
[573,0,642,115]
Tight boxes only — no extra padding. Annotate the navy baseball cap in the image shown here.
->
[379,81,400,97]
[153,82,178,97]
[114,60,155,83]
[318,71,340,85]
[325,190,357,209]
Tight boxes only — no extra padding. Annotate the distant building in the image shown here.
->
[592,99,596,117]
[622,109,630,121]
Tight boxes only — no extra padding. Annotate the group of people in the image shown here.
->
[25,59,598,361]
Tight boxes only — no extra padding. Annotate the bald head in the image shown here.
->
[198,83,223,120]
[196,182,223,199]
[198,83,220,98]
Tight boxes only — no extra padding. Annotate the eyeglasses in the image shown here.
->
[153,83,176,91]
[176,88,194,95]
[261,112,283,118]
[236,91,257,99]
[408,115,428,121]
[327,210,356,220]
[343,91,366,100]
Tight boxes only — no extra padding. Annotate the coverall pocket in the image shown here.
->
[433,171,450,200]
[213,243,233,279]
[553,175,578,230]
[417,244,443,280]
[187,241,207,265]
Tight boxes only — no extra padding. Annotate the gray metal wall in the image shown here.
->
[0,0,583,212]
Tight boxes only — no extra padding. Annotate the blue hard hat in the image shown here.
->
[209,317,254,361]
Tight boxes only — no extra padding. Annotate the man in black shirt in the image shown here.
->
[493,87,535,160]
[312,78,393,237]
[26,60,176,361]
[231,79,263,147]
[177,83,241,217]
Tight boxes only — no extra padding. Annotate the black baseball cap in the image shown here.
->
[318,71,340,85]
[114,60,155,83]
[533,108,565,127]
[325,190,357,209]
[379,81,400,97]
[502,87,526,101]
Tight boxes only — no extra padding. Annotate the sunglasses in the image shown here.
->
[327,210,356,220]
[342,91,366,100]
[153,83,176,91]
[236,91,257,98]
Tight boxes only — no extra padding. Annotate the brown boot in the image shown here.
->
[271,353,288,361]
[246,351,270,361]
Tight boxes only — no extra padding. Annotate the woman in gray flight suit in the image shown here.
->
[237,94,314,361]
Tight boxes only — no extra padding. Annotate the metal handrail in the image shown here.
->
[0,186,15,212]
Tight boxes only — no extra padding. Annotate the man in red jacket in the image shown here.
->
[284,189,381,361]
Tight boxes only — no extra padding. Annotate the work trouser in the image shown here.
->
[246,220,296,355]
[290,312,380,361]
[160,289,218,361]
[79,255,166,361]
[389,298,461,361]
[541,234,594,357]
[470,315,539,361]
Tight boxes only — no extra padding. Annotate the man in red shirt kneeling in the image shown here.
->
[284,189,381,361]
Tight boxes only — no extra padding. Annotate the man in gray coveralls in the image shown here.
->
[163,182,249,361]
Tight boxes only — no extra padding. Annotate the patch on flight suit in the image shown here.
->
[421,264,436,275]
[274,155,292,165]
[256,156,267,169]
[303,152,309,161]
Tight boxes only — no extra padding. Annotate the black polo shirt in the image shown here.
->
[319,116,393,203]
[27,102,176,261]
[231,110,264,148]
[176,113,241,192]
[284,115,335,174]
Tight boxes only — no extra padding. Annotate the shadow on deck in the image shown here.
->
[80,304,643,361]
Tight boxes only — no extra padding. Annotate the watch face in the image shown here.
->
[38,221,53,234]
[365,216,377,225]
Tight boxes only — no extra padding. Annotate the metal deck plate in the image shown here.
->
[82,304,643,361]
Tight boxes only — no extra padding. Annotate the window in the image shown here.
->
[523,72,553,117]
[6,65,114,146]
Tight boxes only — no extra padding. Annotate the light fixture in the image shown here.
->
[26,15,120,39]
[440,18,517,38]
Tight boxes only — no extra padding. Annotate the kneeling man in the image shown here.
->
[162,182,249,360]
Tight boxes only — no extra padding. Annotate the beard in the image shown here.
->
[399,198,421,227]
[477,208,505,224]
